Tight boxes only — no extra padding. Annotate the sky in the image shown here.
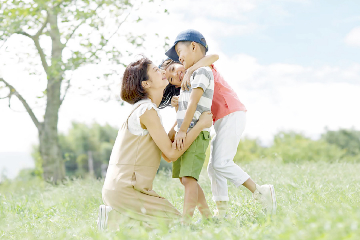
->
[0,0,360,158]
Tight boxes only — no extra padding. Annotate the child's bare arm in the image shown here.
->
[182,54,219,90]
[174,88,204,150]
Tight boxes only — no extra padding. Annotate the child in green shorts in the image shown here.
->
[163,29,214,222]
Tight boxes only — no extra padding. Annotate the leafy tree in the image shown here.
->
[322,128,360,157]
[268,131,346,163]
[0,0,167,183]
[63,122,117,177]
[34,122,118,178]
[231,131,356,164]
[234,137,267,163]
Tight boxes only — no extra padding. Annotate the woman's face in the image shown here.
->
[165,63,185,87]
[147,63,168,90]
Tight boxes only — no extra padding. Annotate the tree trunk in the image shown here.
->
[38,10,66,183]
[38,77,65,183]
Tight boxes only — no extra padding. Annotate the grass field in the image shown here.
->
[0,161,359,240]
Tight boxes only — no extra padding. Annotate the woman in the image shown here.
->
[97,57,213,230]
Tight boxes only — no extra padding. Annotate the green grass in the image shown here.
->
[0,161,359,239]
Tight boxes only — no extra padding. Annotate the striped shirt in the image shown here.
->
[177,66,214,132]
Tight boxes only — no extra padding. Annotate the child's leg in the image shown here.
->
[180,178,211,218]
[243,178,256,193]
[196,183,212,218]
[181,176,199,221]
[208,111,276,215]
[207,111,251,216]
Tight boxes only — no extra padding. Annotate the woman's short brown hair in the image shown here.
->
[121,57,152,104]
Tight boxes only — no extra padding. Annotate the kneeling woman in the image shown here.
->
[98,57,212,229]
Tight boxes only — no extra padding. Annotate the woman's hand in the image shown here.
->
[168,128,176,142]
[198,111,213,129]
[171,96,179,108]
[181,69,193,91]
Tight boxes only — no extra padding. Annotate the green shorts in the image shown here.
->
[172,131,210,181]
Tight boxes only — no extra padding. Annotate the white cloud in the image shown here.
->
[215,54,360,93]
[243,82,360,144]
[345,27,360,47]
[210,53,360,144]
[166,0,256,20]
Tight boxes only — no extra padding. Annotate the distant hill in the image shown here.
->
[0,152,34,181]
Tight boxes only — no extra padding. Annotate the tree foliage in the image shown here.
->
[0,0,167,183]
[321,128,360,157]
[234,130,360,163]
[268,131,346,163]
[60,122,118,177]
[32,122,118,178]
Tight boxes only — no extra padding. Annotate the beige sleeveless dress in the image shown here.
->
[102,103,181,227]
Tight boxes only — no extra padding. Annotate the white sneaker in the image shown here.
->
[214,201,229,219]
[253,184,277,215]
[97,205,112,230]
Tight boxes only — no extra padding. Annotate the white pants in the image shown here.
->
[207,111,250,202]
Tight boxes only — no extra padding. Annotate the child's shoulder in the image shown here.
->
[193,66,212,72]
[192,66,213,79]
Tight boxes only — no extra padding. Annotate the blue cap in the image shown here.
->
[165,29,208,62]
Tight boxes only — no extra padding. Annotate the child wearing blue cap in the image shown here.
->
[161,30,215,222]
[162,29,277,218]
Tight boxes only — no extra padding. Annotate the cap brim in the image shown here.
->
[165,43,179,62]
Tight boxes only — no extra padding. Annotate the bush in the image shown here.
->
[15,168,38,181]
[158,158,172,172]
[32,122,118,178]
[234,138,267,163]
[30,145,43,179]
[322,128,360,158]
[267,132,347,163]
[232,131,356,164]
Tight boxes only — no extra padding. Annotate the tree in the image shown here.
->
[57,122,117,178]
[322,128,360,157]
[0,0,166,183]
[268,131,346,163]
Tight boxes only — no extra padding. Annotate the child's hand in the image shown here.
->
[198,111,213,129]
[168,128,176,142]
[181,70,192,91]
[174,130,187,150]
[171,96,179,108]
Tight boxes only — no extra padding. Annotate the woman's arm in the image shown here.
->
[182,54,219,91]
[140,109,212,162]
